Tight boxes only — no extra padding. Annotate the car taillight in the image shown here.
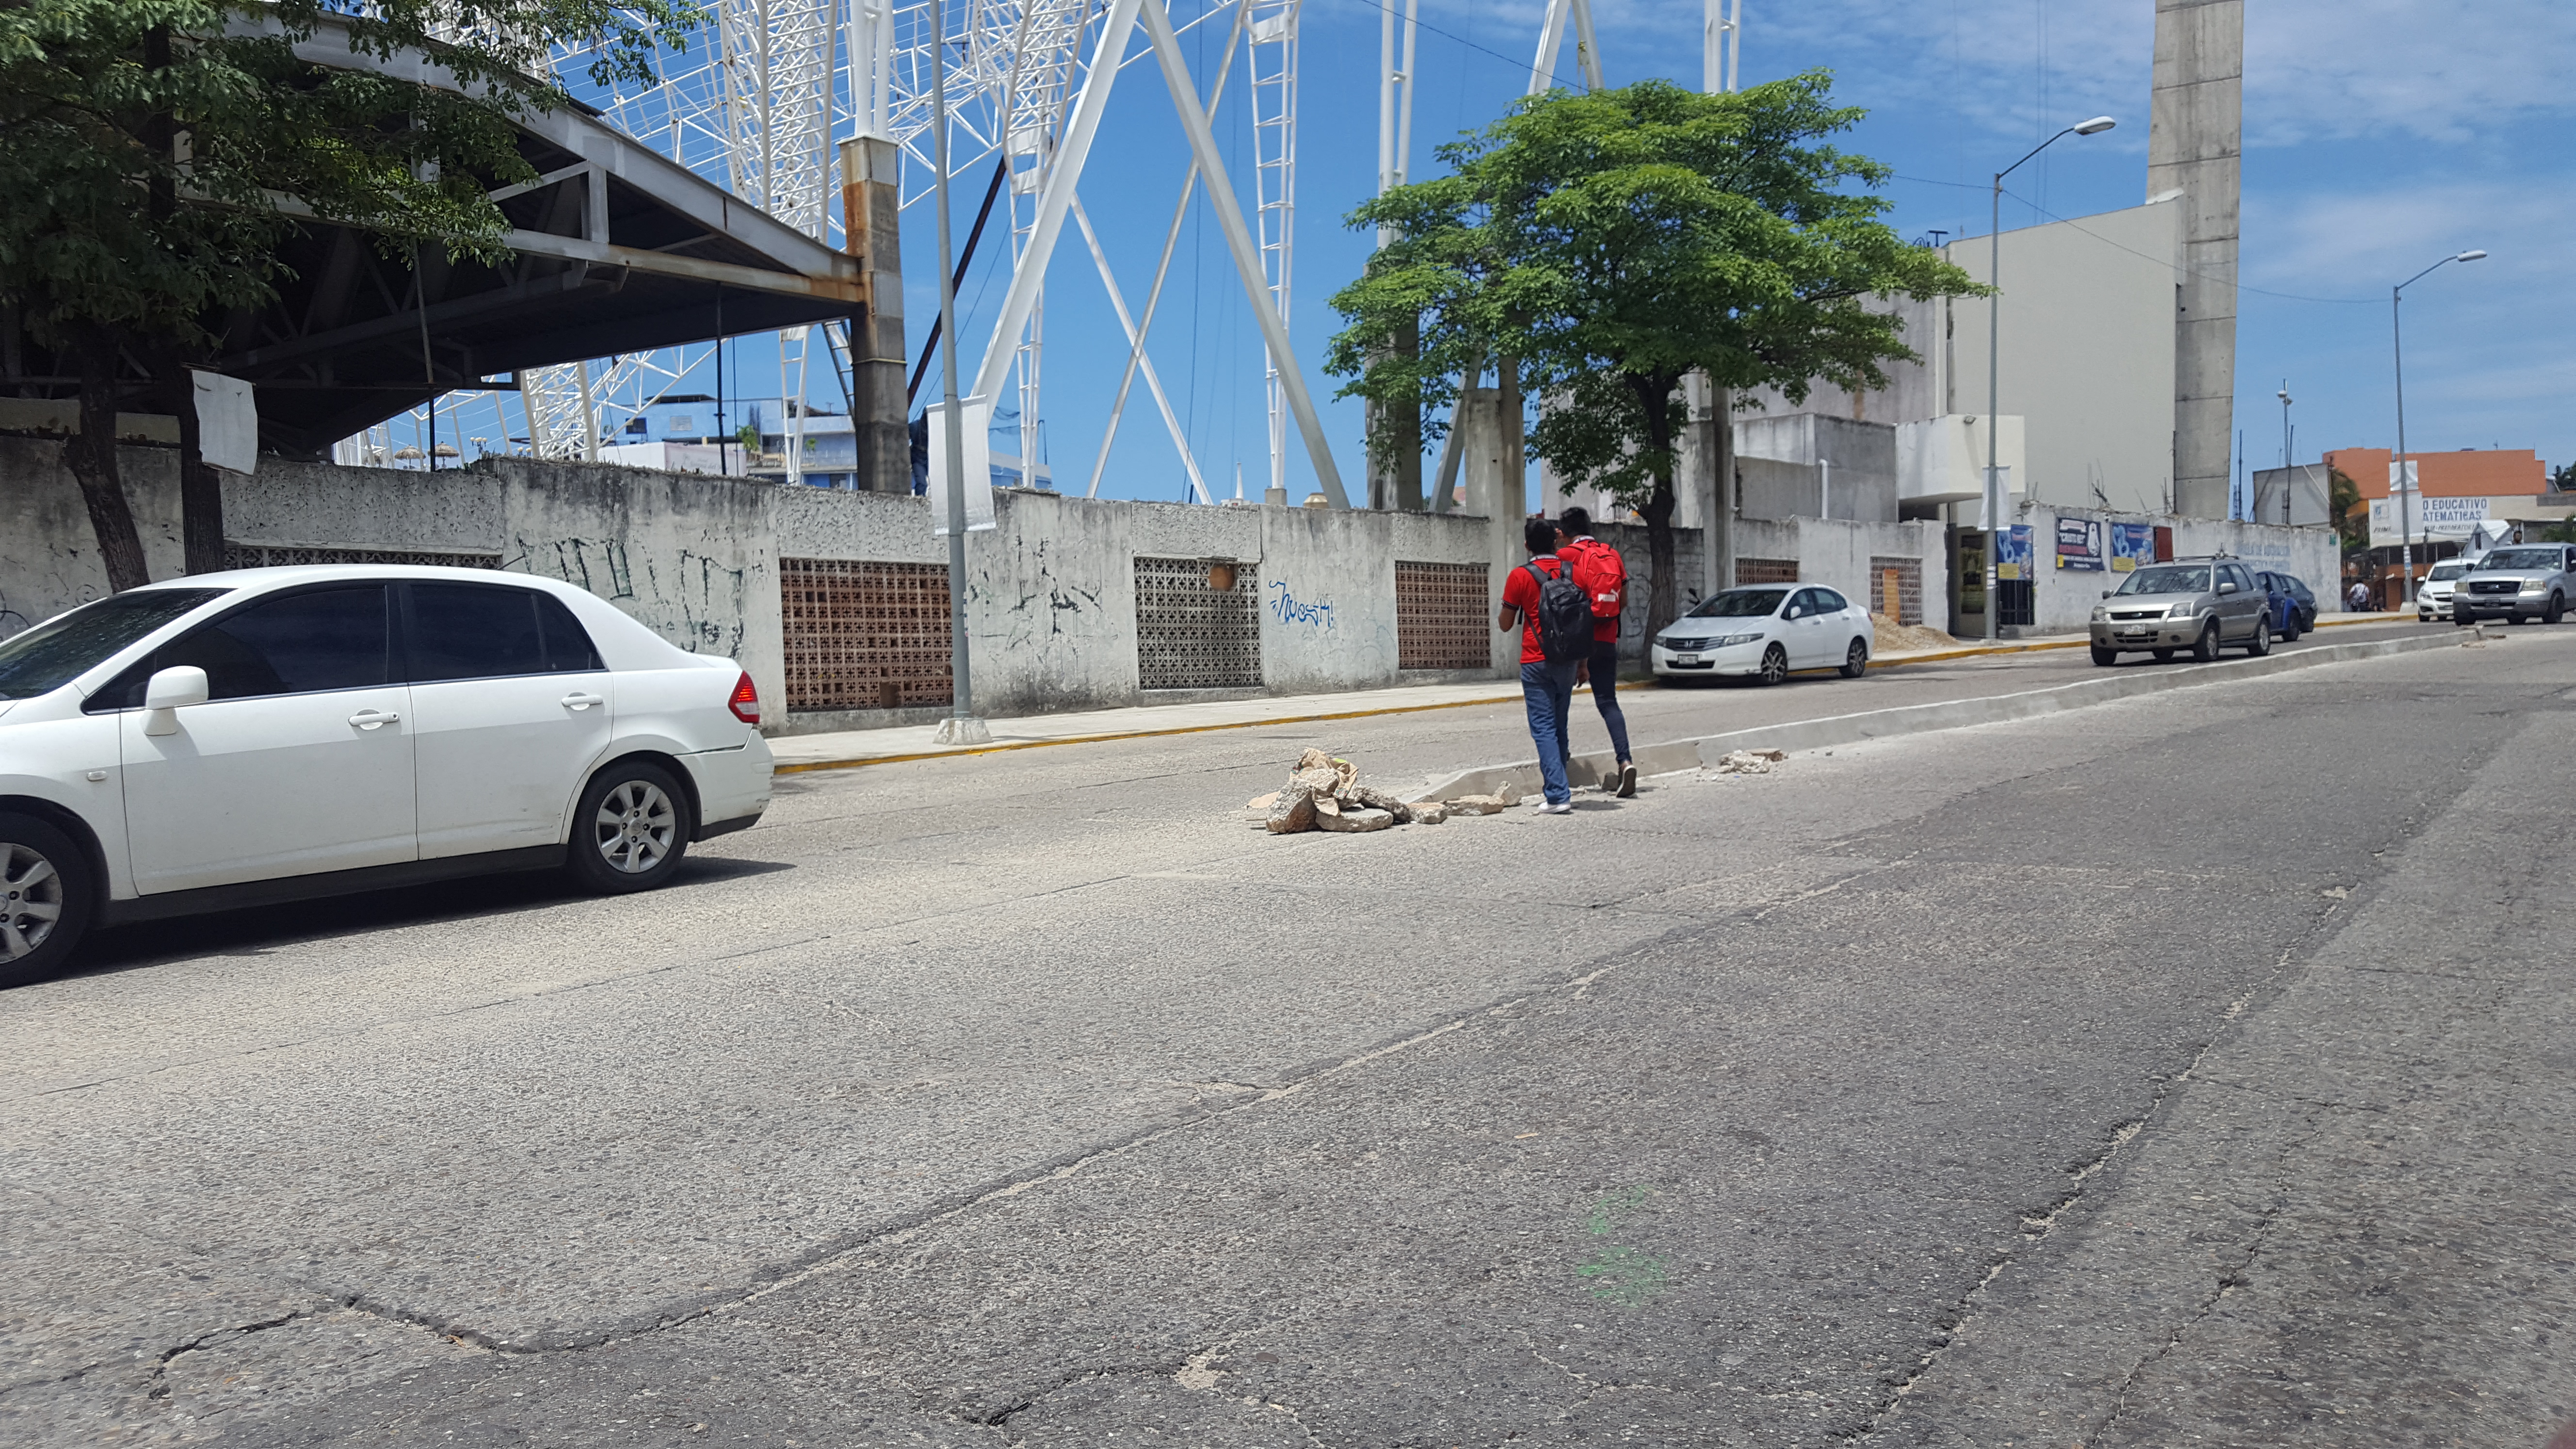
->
[728,671,760,725]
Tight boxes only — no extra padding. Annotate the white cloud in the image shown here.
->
[1572,0,2576,149]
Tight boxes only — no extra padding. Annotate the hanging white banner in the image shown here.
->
[924,396,998,536]
[190,370,258,474]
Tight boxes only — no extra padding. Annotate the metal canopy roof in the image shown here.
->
[208,16,864,456]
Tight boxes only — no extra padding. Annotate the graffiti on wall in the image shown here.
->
[512,535,751,659]
[1267,580,1336,631]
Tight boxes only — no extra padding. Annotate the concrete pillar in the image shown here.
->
[1454,386,1523,677]
[2150,0,2241,519]
[1686,375,1734,603]
[840,137,910,495]
[1364,318,1425,510]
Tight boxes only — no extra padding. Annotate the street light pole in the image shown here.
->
[928,0,987,743]
[1984,115,2116,641]
[2391,249,2487,606]
[2277,383,2293,525]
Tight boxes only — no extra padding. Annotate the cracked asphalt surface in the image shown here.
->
[3,624,2571,1446]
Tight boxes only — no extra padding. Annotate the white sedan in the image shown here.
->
[1649,584,1872,684]
[0,565,773,984]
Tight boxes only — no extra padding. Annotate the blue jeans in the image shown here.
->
[1521,660,1578,804]
[1584,640,1633,763]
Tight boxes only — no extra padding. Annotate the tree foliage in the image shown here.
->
[0,0,694,585]
[1327,74,1982,632]
[2327,467,2367,554]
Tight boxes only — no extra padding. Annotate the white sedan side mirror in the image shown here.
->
[142,665,209,737]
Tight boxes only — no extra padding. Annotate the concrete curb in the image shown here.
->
[1866,610,2411,671]
[1409,630,2469,804]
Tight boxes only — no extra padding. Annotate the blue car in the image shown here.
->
[2257,571,2318,642]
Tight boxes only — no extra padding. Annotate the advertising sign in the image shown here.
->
[2109,522,2156,572]
[924,395,999,536]
[2368,494,2492,548]
[1994,524,2034,581]
[2054,516,2105,571]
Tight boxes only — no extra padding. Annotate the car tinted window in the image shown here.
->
[2479,547,2561,571]
[1813,588,1850,613]
[90,586,389,708]
[2118,565,2209,595]
[534,593,605,673]
[410,584,549,681]
[0,588,225,700]
[1687,589,1790,618]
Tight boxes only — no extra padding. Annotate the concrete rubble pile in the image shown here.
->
[1702,748,1788,777]
[1248,749,1522,835]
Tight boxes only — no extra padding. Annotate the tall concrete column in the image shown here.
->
[840,136,910,494]
[1455,386,1524,677]
[2149,0,2241,519]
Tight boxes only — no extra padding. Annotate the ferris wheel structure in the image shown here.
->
[378,0,1349,509]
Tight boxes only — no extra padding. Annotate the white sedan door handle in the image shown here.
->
[349,709,401,731]
[561,692,605,712]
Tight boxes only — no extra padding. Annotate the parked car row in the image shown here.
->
[0,566,774,986]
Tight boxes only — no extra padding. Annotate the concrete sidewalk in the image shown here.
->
[766,611,2424,774]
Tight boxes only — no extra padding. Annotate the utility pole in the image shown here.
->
[928,0,987,746]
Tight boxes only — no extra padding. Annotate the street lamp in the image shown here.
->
[1984,115,2115,640]
[2277,383,2293,525]
[2392,249,2486,605]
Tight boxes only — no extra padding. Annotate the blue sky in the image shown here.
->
[544,1,2571,503]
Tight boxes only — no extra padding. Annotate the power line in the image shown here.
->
[1886,174,2379,306]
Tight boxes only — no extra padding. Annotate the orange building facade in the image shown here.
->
[2320,447,2547,501]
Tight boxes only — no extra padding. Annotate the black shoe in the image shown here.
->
[1615,761,1638,798]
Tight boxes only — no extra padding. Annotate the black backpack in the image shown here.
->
[1524,561,1594,663]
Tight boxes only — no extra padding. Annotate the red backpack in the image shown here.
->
[1565,538,1626,619]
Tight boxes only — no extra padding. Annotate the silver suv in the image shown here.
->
[2452,544,2576,626]
[2089,558,2273,665]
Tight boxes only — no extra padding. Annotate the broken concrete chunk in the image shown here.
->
[1445,794,1510,815]
[1265,786,1318,834]
[1246,790,1281,811]
[1707,748,1787,775]
[1313,794,1342,818]
[1314,806,1395,833]
[1405,802,1448,825]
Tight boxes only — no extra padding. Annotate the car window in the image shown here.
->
[2478,547,2560,571]
[2117,565,2209,595]
[534,593,605,673]
[0,588,225,700]
[1687,588,1789,618]
[89,586,389,709]
[1812,588,1851,613]
[410,583,604,681]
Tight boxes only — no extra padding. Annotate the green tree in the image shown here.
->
[2328,467,2368,554]
[0,0,690,589]
[2552,460,2574,494]
[1326,74,1982,635]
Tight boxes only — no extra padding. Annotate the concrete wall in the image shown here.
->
[2017,503,2339,632]
[1580,515,1947,660]
[0,434,1952,719]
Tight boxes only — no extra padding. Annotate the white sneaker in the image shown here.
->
[1540,801,1574,815]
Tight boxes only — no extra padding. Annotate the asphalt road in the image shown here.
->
[4,617,2567,1447]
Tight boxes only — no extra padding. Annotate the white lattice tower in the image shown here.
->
[994,0,1098,481]
[1247,0,1298,498]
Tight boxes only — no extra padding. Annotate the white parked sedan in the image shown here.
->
[1649,584,1872,685]
[0,565,773,984]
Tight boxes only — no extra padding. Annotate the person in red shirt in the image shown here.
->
[1554,506,1635,797]
[1497,515,1578,812]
